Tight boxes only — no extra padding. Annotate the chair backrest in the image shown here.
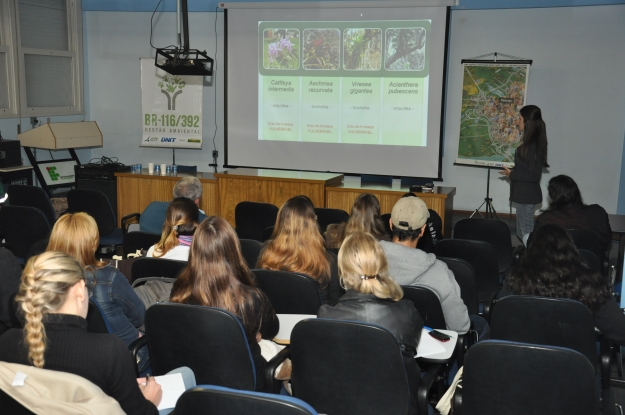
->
[235,202,279,242]
[261,226,274,243]
[490,295,597,366]
[130,257,187,283]
[0,206,51,260]
[67,189,117,236]
[138,201,169,235]
[400,285,446,330]
[8,292,21,328]
[123,232,161,257]
[239,239,262,268]
[578,248,601,273]
[432,239,500,303]
[252,270,322,315]
[462,340,599,415]
[145,303,256,389]
[453,218,513,272]
[566,229,606,268]
[437,257,479,315]
[291,318,412,415]
[86,300,112,334]
[175,385,318,415]
[361,174,392,186]
[176,165,197,173]
[6,185,56,225]
[313,207,349,234]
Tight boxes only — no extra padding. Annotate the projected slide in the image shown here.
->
[258,21,430,146]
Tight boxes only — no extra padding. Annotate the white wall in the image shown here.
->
[442,5,625,212]
[85,11,224,171]
[84,5,625,212]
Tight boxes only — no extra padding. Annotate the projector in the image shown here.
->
[155,48,214,76]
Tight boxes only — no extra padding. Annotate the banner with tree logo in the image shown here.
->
[140,58,203,148]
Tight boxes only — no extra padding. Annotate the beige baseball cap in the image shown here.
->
[391,196,429,231]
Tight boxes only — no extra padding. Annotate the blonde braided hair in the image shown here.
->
[17,251,85,368]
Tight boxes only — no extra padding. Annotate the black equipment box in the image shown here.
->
[0,140,22,168]
[74,163,131,182]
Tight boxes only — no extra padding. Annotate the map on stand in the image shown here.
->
[456,63,529,168]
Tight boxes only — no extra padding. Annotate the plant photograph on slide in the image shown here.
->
[263,29,300,70]
[302,28,340,70]
[343,28,382,71]
[385,28,426,71]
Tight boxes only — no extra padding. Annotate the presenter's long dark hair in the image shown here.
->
[507,224,609,312]
[517,105,549,167]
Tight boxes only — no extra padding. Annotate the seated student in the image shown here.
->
[169,216,280,393]
[380,196,472,334]
[46,212,150,372]
[500,224,625,346]
[318,231,423,415]
[530,175,611,251]
[325,193,390,249]
[0,251,161,414]
[173,176,208,218]
[147,197,199,261]
[257,195,344,305]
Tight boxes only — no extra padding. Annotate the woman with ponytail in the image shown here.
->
[147,197,199,261]
[0,251,162,414]
[318,231,423,415]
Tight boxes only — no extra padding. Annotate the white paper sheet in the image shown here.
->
[416,329,448,358]
[154,372,186,410]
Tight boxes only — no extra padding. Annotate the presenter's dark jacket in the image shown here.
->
[0,314,158,415]
[318,290,423,415]
[509,143,545,204]
[533,204,612,252]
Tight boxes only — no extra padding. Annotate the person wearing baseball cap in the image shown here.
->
[380,195,471,334]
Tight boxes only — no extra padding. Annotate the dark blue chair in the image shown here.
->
[67,189,123,248]
[174,385,318,415]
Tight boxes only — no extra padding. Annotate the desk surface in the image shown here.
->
[609,214,625,234]
[215,168,343,186]
[116,169,216,182]
[0,165,33,172]
[328,184,456,197]
[415,328,458,363]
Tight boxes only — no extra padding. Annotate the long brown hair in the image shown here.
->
[343,193,387,241]
[257,196,331,285]
[47,212,106,269]
[18,251,85,368]
[517,105,549,167]
[152,197,199,258]
[170,217,256,315]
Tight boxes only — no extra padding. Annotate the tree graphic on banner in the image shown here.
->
[158,75,186,110]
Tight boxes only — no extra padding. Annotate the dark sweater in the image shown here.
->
[0,314,157,415]
[533,204,612,252]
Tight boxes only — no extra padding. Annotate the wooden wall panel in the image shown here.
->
[218,177,326,226]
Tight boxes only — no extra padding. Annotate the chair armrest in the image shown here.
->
[121,213,141,233]
[129,336,149,377]
[600,334,612,391]
[266,346,291,393]
[417,363,442,415]
[512,245,525,267]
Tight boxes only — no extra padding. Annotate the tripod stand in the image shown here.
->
[471,168,499,220]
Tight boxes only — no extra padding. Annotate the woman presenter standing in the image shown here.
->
[499,105,549,243]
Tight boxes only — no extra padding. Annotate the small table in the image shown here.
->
[416,329,458,364]
[274,314,317,345]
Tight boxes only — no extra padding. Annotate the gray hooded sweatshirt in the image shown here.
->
[380,240,470,334]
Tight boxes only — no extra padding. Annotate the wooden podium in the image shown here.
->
[215,168,344,226]
[115,168,456,236]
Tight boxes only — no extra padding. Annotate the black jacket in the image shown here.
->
[0,314,157,415]
[509,143,545,204]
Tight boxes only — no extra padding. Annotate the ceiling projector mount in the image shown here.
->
[154,0,213,76]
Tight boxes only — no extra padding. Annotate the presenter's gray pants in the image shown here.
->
[515,203,535,243]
